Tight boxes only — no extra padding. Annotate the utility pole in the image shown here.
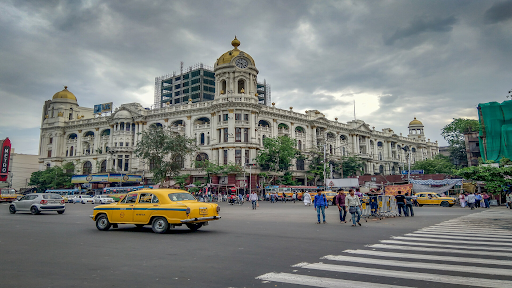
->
[323,144,327,190]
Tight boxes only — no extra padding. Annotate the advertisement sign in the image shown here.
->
[401,170,424,175]
[325,178,359,188]
[0,138,12,181]
[93,102,113,114]
[72,174,139,183]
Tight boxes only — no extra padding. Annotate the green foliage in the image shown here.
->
[134,126,197,183]
[441,118,480,167]
[278,171,298,185]
[172,174,190,189]
[256,136,300,172]
[307,149,324,183]
[335,156,365,177]
[500,157,512,166]
[29,162,75,192]
[455,166,512,195]
[411,154,456,174]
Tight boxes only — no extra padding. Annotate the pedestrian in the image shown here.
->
[345,189,362,226]
[405,192,414,217]
[467,192,476,210]
[303,191,312,206]
[506,192,512,209]
[483,192,490,208]
[292,192,296,203]
[475,193,482,208]
[336,188,347,223]
[459,193,466,208]
[249,191,258,210]
[314,190,328,224]
[395,191,408,216]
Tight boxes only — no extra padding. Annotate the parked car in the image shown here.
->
[93,195,115,204]
[414,192,456,207]
[72,195,95,204]
[9,193,65,215]
[91,189,221,233]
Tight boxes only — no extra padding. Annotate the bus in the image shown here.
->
[264,185,319,201]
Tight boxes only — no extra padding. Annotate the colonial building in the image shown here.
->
[39,37,439,188]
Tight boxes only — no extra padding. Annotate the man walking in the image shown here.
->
[467,192,476,210]
[396,191,407,216]
[249,191,258,210]
[475,193,482,208]
[405,192,414,217]
[336,189,347,223]
[314,190,328,224]
[345,189,362,226]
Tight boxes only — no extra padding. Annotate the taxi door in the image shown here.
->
[111,192,137,223]
[133,193,159,223]
[415,193,429,205]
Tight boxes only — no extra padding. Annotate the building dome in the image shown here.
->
[52,86,77,101]
[409,117,423,126]
[215,36,256,66]
[114,110,132,119]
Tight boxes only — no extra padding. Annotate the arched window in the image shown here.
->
[295,126,305,133]
[298,140,302,151]
[68,133,77,140]
[296,159,305,170]
[221,80,226,93]
[200,133,205,145]
[126,122,130,131]
[69,146,74,156]
[100,160,107,172]
[258,120,270,127]
[101,129,110,136]
[377,141,383,147]
[340,135,347,141]
[84,131,94,137]
[83,161,92,175]
[120,122,125,130]
[173,155,184,169]
[46,163,51,170]
[237,79,245,93]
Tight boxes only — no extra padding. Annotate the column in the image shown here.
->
[76,131,82,157]
[311,126,317,149]
[53,132,60,158]
[272,119,277,137]
[211,113,217,143]
[290,123,295,139]
[352,135,357,153]
[185,116,192,137]
[374,139,378,160]
[387,141,392,159]
[250,112,256,142]
[228,109,235,142]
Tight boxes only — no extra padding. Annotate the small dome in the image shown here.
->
[114,110,132,119]
[216,36,256,66]
[409,117,423,126]
[52,86,77,101]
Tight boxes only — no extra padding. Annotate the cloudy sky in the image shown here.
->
[1,0,511,154]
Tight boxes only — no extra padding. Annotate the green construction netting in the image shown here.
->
[478,100,512,162]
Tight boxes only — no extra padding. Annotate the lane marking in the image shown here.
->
[292,262,512,288]
[256,272,415,288]
[380,240,512,252]
[322,255,512,276]
[344,249,512,266]
[391,236,512,246]
[411,231,512,239]
[420,228,512,235]
[405,233,510,242]
[369,244,512,258]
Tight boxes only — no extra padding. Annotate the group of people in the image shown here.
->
[312,189,363,227]
[394,191,415,217]
[459,192,491,209]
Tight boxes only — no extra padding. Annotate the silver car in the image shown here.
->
[9,193,65,215]
[93,195,115,204]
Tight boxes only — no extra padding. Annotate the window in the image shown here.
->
[200,133,205,145]
[100,160,107,172]
[66,150,68,157]
[244,128,249,142]
[223,150,228,165]
[70,146,74,156]
[124,159,129,171]
[235,128,241,142]
[115,142,117,147]
[218,115,221,122]
[83,161,92,175]
[221,80,226,93]
[238,79,245,93]
[125,142,129,147]
[120,142,123,147]
[152,194,160,203]
[235,150,242,165]
[244,114,249,121]
[139,193,153,204]
[126,124,130,131]
[245,150,249,164]
[218,129,221,142]
[296,159,305,170]
[223,114,228,121]
[49,137,53,144]
[47,150,52,157]
[298,140,302,151]
[224,128,228,142]
[235,113,241,120]
[117,157,123,170]
[125,193,138,204]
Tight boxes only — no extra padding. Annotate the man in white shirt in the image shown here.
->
[249,191,258,210]
[345,189,362,226]
[467,193,476,210]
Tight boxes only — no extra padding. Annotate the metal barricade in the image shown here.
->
[377,195,399,218]
[360,198,372,222]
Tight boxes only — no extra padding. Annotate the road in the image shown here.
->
[1,200,510,287]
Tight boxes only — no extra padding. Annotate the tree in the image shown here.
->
[411,154,456,174]
[134,126,197,184]
[441,118,480,167]
[336,156,365,177]
[29,162,74,192]
[307,148,324,185]
[256,136,300,172]
[455,165,512,195]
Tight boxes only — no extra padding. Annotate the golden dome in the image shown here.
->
[216,36,256,66]
[409,117,423,126]
[52,86,77,101]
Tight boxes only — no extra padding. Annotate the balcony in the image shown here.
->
[235,120,250,126]
[195,123,211,129]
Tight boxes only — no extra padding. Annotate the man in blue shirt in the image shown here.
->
[314,190,328,224]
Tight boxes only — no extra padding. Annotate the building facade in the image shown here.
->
[39,37,439,188]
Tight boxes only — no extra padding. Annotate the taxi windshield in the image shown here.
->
[168,193,196,201]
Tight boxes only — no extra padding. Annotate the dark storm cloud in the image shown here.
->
[1,0,512,153]
[484,0,512,24]
[385,15,458,46]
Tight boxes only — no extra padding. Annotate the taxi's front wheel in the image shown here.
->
[152,217,169,234]
[96,214,111,231]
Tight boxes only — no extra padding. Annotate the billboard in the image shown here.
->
[0,138,11,182]
[93,102,113,114]
[325,178,359,188]
[71,174,140,183]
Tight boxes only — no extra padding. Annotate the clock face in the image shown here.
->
[235,58,248,69]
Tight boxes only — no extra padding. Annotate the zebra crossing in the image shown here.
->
[256,209,512,287]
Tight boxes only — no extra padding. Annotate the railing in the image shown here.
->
[195,123,210,129]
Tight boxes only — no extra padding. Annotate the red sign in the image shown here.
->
[0,138,11,182]
[230,187,236,192]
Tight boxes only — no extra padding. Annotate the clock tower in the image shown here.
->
[214,37,259,98]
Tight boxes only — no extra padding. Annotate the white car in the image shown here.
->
[72,195,95,204]
[93,195,115,204]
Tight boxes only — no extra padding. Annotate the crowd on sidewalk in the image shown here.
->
[458,192,492,210]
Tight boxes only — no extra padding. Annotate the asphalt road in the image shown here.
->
[0,200,508,288]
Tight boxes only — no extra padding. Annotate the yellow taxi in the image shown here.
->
[91,189,221,233]
[311,191,337,205]
[414,192,456,207]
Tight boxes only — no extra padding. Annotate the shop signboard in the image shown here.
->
[0,138,11,182]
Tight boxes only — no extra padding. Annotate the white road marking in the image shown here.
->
[256,272,415,288]
[391,236,512,246]
[322,255,512,276]
[343,249,512,266]
[405,233,510,242]
[412,231,512,239]
[380,240,512,252]
[292,262,512,288]
[420,227,512,235]
[368,244,512,258]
